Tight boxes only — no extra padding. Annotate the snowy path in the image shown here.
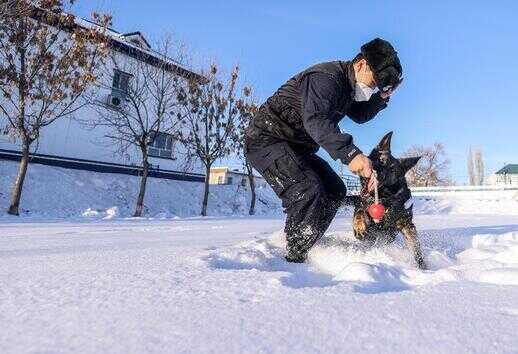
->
[2,215,518,353]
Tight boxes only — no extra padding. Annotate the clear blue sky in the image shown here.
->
[76,0,518,183]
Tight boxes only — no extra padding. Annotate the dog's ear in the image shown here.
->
[399,156,421,173]
[376,131,393,152]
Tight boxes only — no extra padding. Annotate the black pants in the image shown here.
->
[246,141,347,259]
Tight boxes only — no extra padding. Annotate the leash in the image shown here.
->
[360,170,378,202]
[367,170,385,223]
[372,170,379,205]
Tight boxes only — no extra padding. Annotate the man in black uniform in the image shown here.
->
[245,38,403,263]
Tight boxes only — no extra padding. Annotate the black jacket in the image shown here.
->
[246,61,388,164]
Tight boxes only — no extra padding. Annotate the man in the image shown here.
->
[245,38,403,263]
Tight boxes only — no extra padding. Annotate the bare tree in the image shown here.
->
[0,1,14,30]
[0,0,110,215]
[234,90,258,215]
[403,143,451,187]
[86,36,190,217]
[467,147,475,186]
[177,64,249,216]
[474,149,484,185]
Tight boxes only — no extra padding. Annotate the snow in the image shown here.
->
[2,214,518,354]
[2,161,518,353]
[0,161,282,218]
[412,193,518,215]
[2,160,518,220]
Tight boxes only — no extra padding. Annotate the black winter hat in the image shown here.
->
[360,38,402,92]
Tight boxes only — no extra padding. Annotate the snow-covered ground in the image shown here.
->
[0,161,282,218]
[2,160,518,219]
[2,213,518,354]
[2,161,518,353]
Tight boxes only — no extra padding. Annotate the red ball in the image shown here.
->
[368,203,385,222]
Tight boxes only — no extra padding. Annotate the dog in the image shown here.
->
[351,132,427,270]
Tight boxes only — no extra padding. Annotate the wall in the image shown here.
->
[495,174,518,186]
[209,169,228,185]
[208,168,267,188]
[0,44,201,174]
[411,185,518,200]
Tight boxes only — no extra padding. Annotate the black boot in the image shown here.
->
[285,252,306,263]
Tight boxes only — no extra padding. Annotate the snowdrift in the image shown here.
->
[1,160,518,218]
[207,226,518,292]
[412,192,518,215]
[0,160,282,218]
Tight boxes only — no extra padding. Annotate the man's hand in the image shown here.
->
[380,77,403,100]
[349,154,378,192]
[348,153,373,179]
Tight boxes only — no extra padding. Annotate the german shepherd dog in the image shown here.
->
[351,132,427,269]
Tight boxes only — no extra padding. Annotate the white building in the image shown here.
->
[209,167,267,188]
[490,164,518,186]
[0,17,204,181]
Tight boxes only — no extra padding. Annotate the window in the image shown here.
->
[227,177,233,185]
[148,131,175,159]
[218,176,224,184]
[112,69,132,95]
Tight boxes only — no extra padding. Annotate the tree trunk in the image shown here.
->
[245,161,256,215]
[8,140,30,216]
[467,147,475,186]
[8,45,29,216]
[201,164,211,216]
[134,150,150,217]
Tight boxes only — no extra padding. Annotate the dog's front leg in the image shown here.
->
[397,222,427,270]
[353,210,368,240]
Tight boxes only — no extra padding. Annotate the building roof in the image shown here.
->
[496,164,518,174]
[29,5,204,83]
[77,18,205,83]
[121,32,151,49]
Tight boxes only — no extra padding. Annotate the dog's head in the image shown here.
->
[365,131,420,200]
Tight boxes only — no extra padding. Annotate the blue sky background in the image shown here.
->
[76,0,518,183]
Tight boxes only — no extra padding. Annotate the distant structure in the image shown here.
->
[209,167,267,188]
[488,164,518,186]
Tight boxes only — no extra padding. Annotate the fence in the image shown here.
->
[0,149,205,183]
[410,185,518,193]
[410,185,518,200]
[341,175,518,200]
[342,174,361,194]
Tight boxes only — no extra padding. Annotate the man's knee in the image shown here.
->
[288,175,346,215]
[290,177,327,207]
[325,175,347,205]
[311,180,346,211]
[331,184,347,206]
